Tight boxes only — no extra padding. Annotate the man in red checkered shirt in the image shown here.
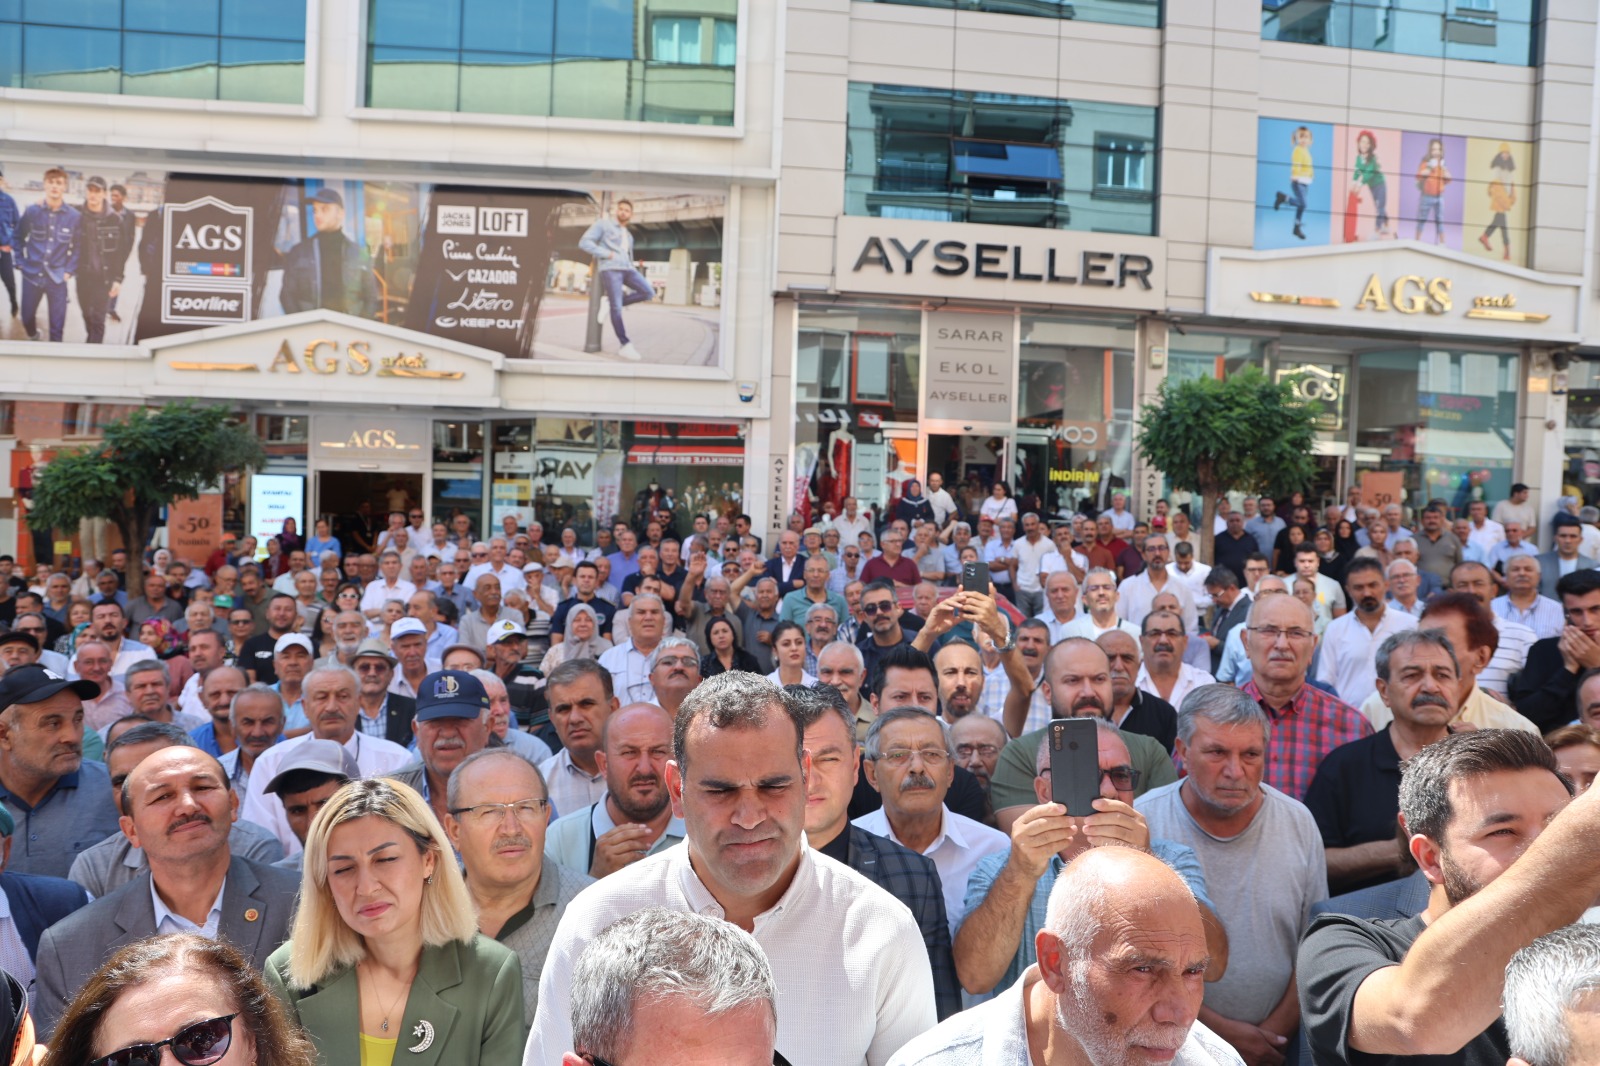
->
[1238,591,1372,800]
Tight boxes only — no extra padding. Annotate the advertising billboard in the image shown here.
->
[0,163,726,367]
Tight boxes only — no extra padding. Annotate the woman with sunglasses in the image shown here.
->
[265,778,524,1066]
[45,933,314,1066]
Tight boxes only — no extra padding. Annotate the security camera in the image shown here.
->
[1552,350,1574,372]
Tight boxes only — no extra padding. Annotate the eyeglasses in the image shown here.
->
[955,743,1000,760]
[1039,765,1143,790]
[448,798,549,827]
[860,601,895,615]
[1246,625,1316,643]
[653,655,698,668]
[90,1014,238,1066]
[874,747,950,767]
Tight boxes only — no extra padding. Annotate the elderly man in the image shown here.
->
[73,601,145,684]
[315,609,365,671]
[465,536,527,596]
[561,908,779,1066]
[459,573,521,650]
[526,673,936,1065]
[598,594,667,706]
[217,680,282,791]
[1095,628,1179,754]
[1492,552,1565,640]
[1137,610,1215,710]
[238,664,412,854]
[187,663,247,756]
[854,707,1009,937]
[359,550,417,621]
[0,658,120,882]
[1503,925,1600,1066]
[801,602,840,677]
[1118,534,1198,634]
[1033,569,1080,645]
[644,637,700,718]
[67,719,283,896]
[1317,557,1418,708]
[1450,560,1539,699]
[544,702,682,879]
[445,749,593,1030]
[1060,568,1141,643]
[1298,730,1600,1066]
[891,848,1238,1066]
[955,717,1224,998]
[34,745,300,1037]
[69,640,134,734]
[950,713,1007,794]
[817,640,873,741]
[1385,557,1425,617]
[386,617,438,699]
[388,669,497,827]
[472,668,552,766]
[539,659,617,817]
[347,638,417,746]
[1139,686,1327,1066]
[779,554,849,630]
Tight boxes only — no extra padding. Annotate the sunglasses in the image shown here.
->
[90,1014,237,1066]
[860,601,895,614]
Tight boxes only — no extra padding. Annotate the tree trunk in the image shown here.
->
[1196,459,1219,568]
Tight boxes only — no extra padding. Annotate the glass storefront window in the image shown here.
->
[797,303,922,525]
[1014,314,1136,518]
[854,0,1158,27]
[1262,0,1537,67]
[365,0,736,125]
[1167,332,1270,387]
[1563,361,1600,507]
[1354,346,1520,512]
[621,420,745,537]
[432,419,484,538]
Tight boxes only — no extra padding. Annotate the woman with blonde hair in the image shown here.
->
[264,778,524,1066]
[47,933,315,1066]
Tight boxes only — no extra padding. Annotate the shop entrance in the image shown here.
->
[316,470,426,555]
[924,431,1014,516]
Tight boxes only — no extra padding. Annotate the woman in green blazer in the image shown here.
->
[264,777,525,1066]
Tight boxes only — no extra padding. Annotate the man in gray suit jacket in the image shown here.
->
[1537,518,1597,599]
[33,747,299,1037]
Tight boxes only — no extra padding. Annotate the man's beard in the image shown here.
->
[1055,963,1189,1066]
[1440,850,1486,906]
[612,775,669,823]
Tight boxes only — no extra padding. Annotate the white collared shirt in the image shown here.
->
[1033,610,1079,646]
[1117,569,1199,634]
[596,641,657,705]
[853,805,1009,937]
[1135,662,1216,712]
[1013,535,1055,594]
[359,577,417,615]
[239,730,413,855]
[538,749,608,820]
[524,842,935,1066]
[152,875,226,938]
[1315,608,1419,708]
[1056,615,1141,642]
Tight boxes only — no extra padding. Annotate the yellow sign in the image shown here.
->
[172,339,464,380]
[1354,274,1453,315]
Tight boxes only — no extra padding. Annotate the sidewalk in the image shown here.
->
[531,294,720,367]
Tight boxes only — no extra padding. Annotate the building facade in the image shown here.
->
[773,0,1594,538]
[0,0,778,561]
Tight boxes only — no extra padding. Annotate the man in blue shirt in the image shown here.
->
[578,198,653,362]
[15,168,79,343]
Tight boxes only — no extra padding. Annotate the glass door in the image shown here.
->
[924,430,1013,520]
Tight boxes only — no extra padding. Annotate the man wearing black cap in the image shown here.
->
[390,670,497,829]
[0,665,117,878]
[74,175,131,345]
[279,186,377,318]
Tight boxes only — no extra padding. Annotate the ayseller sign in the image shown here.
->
[834,217,1166,310]
[923,311,1016,424]
[1207,242,1584,343]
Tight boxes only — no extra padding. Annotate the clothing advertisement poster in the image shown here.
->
[0,163,727,366]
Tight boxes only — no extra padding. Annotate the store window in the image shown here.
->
[1262,0,1536,66]
[622,421,746,536]
[845,82,1158,235]
[797,303,922,525]
[0,0,306,102]
[855,0,1158,27]
[1014,314,1136,518]
[1166,332,1270,386]
[432,419,485,537]
[1355,347,1520,511]
[1563,361,1600,507]
[365,0,736,126]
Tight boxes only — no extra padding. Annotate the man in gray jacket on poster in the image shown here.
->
[579,199,652,362]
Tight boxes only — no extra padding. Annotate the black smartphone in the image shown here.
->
[960,561,987,595]
[1048,718,1101,817]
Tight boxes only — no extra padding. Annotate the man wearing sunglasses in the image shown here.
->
[563,907,784,1066]
[954,716,1222,999]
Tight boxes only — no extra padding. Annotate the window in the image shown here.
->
[846,82,1157,234]
[365,0,736,125]
[1262,0,1536,65]
[855,0,1159,28]
[0,0,306,102]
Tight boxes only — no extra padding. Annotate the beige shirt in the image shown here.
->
[1359,683,1538,734]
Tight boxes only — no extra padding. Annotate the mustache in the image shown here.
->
[168,812,212,836]
[1071,694,1106,715]
[900,771,936,792]
[491,834,532,851]
[1411,692,1452,710]
[627,773,663,790]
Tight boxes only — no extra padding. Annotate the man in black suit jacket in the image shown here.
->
[1203,566,1251,675]
[1098,629,1177,753]
[763,530,808,592]
[0,863,91,971]
[1509,568,1600,733]
[33,747,299,1037]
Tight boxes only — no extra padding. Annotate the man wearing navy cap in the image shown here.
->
[279,185,377,318]
[0,665,118,878]
[390,670,496,828]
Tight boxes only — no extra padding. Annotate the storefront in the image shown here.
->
[785,216,1166,524]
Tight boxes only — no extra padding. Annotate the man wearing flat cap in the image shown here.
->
[279,186,377,318]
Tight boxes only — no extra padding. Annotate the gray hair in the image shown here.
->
[569,908,778,1062]
[469,668,506,698]
[1385,558,1417,578]
[1245,585,1308,626]
[863,706,953,762]
[647,636,700,674]
[1504,923,1600,1066]
[125,659,170,688]
[673,671,801,772]
[230,682,284,727]
[805,602,839,624]
[445,747,546,811]
[1374,628,1459,684]
[816,640,864,672]
[1175,684,1271,747]
[1581,506,1600,525]
[304,663,360,693]
[105,720,194,760]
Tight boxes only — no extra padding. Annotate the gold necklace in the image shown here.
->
[360,962,413,1033]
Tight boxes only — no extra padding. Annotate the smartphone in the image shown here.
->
[1048,718,1101,818]
[960,561,987,595]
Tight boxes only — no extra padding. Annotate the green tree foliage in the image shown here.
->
[1136,367,1321,564]
[29,402,265,562]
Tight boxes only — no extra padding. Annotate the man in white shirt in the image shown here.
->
[525,671,936,1066]
[831,496,874,549]
[926,473,959,530]
[1135,610,1215,710]
[1491,554,1564,641]
[538,659,618,819]
[1465,499,1506,557]
[1059,569,1141,643]
[1316,557,1417,707]
[597,594,667,705]
[1168,542,1213,613]
[1106,492,1136,532]
[855,707,1009,937]
[1034,570,1080,644]
[1117,535,1198,635]
[238,664,411,855]
[358,550,416,620]
[1011,513,1055,618]
[464,536,528,595]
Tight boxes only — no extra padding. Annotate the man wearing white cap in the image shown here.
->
[270,633,314,734]
[387,616,440,700]
[239,663,412,854]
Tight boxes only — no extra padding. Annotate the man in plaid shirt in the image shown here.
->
[1238,592,1371,801]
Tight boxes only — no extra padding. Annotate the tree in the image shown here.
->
[1135,367,1321,565]
[29,402,266,564]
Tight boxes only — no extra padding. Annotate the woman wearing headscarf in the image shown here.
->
[537,602,612,674]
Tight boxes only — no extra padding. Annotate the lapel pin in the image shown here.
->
[243,908,260,922]
[408,1020,434,1053]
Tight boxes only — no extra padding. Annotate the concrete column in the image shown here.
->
[1130,316,1170,518]
[1519,346,1568,548]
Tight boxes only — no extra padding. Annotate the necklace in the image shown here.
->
[360,961,413,1033]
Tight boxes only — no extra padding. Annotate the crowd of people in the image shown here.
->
[0,480,1597,1066]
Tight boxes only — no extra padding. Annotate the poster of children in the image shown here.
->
[1255,118,1530,266]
